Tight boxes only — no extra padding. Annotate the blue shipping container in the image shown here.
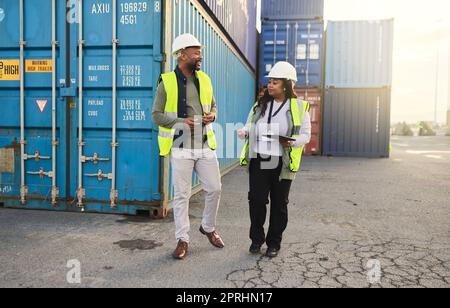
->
[0,0,255,216]
[325,20,394,88]
[322,88,391,158]
[262,0,324,21]
[0,0,68,210]
[202,0,258,70]
[259,19,324,88]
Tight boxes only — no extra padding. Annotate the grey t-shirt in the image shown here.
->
[152,75,217,149]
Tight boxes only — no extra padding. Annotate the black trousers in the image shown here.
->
[249,154,292,250]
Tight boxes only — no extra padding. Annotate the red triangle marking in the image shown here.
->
[35,100,48,113]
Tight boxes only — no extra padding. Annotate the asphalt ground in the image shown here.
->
[1,136,449,288]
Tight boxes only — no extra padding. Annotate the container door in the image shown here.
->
[323,88,391,158]
[292,20,323,88]
[74,0,162,213]
[0,0,66,207]
[260,21,291,86]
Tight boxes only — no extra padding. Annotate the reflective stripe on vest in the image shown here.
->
[240,99,310,173]
[289,98,310,172]
[158,71,217,156]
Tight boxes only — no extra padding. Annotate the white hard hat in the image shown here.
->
[172,33,204,56]
[266,61,298,82]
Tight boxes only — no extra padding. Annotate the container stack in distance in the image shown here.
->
[448,47,450,126]
[259,0,325,156]
[323,19,394,158]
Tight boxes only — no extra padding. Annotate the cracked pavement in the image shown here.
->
[1,136,449,288]
[227,238,450,288]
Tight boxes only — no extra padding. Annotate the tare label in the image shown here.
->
[0,60,20,81]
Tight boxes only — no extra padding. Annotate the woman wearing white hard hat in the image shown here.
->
[238,62,311,258]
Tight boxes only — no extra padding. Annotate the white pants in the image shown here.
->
[171,148,222,243]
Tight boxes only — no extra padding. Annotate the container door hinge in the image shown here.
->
[155,54,166,63]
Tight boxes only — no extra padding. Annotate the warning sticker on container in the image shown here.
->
[26,60,52,73]
[0,60,20,81]
[35,100,48,113]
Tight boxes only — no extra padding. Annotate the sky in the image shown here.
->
[257,0,450,123]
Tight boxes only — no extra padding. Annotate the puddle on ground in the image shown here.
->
[113,239,163,251]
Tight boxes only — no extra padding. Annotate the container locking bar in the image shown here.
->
[110,0,119,209]
[23,151,51,162]
[81,153,110,165]
[19,0,27,205]
[84,170,113,182]
[27,168,54,179]
[50,0,58,205]
[77,0,85,209]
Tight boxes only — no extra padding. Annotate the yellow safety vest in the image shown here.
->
[158,70,217,157]
[240,98,310,173]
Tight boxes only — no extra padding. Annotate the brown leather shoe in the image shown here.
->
[173,240,188,260]
[199,226,225,248]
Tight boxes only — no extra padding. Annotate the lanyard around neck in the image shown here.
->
[268,99,288,124]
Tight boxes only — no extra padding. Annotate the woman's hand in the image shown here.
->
[280,139,294,148]
[237,128,248,140]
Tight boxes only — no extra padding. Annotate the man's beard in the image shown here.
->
[188,60,201,72]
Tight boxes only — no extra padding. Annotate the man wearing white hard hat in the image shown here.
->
[152,33,224,260]
[238,62,311,258]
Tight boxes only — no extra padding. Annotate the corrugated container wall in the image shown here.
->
[170,0,256,194]
[262,0,324,21]
[0,0,255,215]
[322,88,391,158]
[259,20,324,88]
[202,0,257,70]
[325,20,394,88]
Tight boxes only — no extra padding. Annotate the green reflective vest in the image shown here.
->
[240,98,310,173]
[158,70,217,157]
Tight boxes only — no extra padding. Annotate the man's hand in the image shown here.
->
[184,118,196,129]
[202,112,216,125]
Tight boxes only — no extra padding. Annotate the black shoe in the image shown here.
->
[249,243,262,254]
[265,247,279,258]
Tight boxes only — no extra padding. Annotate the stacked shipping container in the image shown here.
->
[0,0,256,215]
[202,0,257,70]
[259,20,324,88]
[323,20,394,158]
[261,0,324,21]
[259,0,325,155]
